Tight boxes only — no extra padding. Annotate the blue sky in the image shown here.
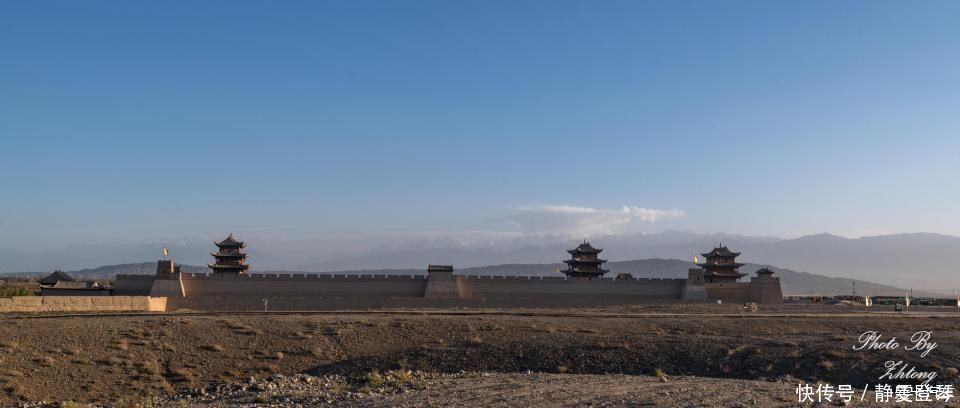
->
[2,1,959,250]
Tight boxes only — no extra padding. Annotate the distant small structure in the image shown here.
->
[561,241,609,278]
[38,270,112,296]
[41,280,110,296]
[208,234,250,275]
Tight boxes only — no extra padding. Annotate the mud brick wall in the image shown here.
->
[0,296,166,312]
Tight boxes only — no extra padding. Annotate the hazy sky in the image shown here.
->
[2,1,959,250]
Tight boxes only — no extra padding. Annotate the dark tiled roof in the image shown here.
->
[52,280,101,289]
[40,270,75,285]
[567,241,602,254]
[701,246,740,258]
[215,233,245,247]
[756,268,775,275]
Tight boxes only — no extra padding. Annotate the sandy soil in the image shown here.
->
[1,304,958,406]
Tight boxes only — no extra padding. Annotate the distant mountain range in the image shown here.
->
[3,230,958,294]
[299,231,960,294]
[2,259,933,297]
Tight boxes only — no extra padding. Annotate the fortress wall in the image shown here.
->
[456,276,686,300]
[749,277,784,305]
[155,273,701,310]
[705,283,752,303]
[113,275,156,295]
[178,274,427,297]
[0,296,166,312]
[165,294,694,311]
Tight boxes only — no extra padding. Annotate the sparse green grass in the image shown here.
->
[653,368,666,377]
[0,286,37,297]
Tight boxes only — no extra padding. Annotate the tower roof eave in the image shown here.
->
[211,252,247,258]
[701,246,740,257]
[214,233,245,248]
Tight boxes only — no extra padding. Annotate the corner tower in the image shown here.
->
[561,241,609,278]
[208,233,250,275]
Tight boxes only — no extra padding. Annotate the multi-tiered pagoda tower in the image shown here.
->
[698,245,746,283]
[561,241,609,278]
[208,234,250,275]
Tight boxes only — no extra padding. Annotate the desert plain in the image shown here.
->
[1,304,959,407]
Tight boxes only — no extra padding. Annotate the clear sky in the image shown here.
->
[2,1,959,250]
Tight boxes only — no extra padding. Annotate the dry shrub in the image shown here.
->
[292,331,313,340]
[101,356,128,366]
[818,360,835,370]
[366,369,384,385]
[556,365,569,374]
[726,346,745,356]
[2,369,24,377]
[466,336,483,346]
[388,369,413,382]
[945,367,959,377]
[226,321,247,330]
[204,344,225,352]
[170,367,192,379]
[325,327,342,336]
[116,338,130,351]
[136,361,162,375]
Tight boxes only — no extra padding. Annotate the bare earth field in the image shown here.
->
[1,304,959,407]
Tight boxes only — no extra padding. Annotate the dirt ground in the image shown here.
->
[1,304,959,406]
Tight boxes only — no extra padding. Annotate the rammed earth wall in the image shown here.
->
[0,296,166,312]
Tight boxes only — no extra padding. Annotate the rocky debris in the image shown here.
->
[13,371,917,408]
[16,371,466,408]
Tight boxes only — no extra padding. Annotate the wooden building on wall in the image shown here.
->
[561,241,609,278]
[208,234,250,275]
[698,245,747,283]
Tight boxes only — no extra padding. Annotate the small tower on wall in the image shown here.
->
[698,245,746,283]
[208,233,250,275]
[561,241,609,278]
